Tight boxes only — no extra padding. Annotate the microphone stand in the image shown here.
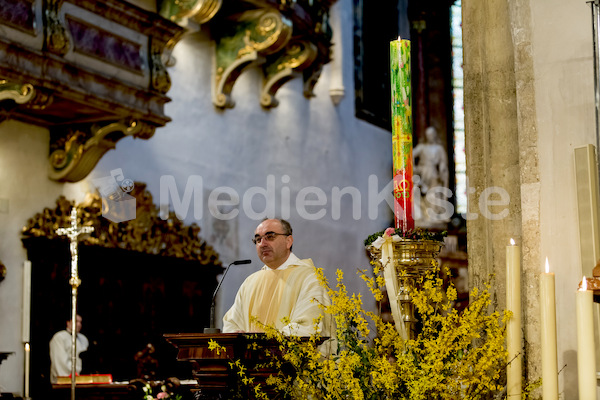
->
[204,259,251,333]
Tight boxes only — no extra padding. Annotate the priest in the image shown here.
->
[49,314,89,383]
[222,218,332,337]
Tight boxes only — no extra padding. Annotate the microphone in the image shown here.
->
[204,259,251,333]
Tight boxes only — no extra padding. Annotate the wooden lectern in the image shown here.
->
[164,333,285,400]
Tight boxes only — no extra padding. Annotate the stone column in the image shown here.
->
[463,0,541,392]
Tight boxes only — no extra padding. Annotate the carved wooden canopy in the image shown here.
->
[22,182,221,266]
[0,0,337,183]
[0,0,184,182]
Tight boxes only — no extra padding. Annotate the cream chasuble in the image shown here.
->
[223,253,331,337]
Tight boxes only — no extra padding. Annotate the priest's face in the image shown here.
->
[254,219,293,269]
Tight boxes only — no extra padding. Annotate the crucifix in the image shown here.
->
[56,207,94,400]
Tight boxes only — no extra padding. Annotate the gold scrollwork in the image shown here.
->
[26,87,54,110]
[275,40,317,71]
[159,0,222,25]
[213,8,291,108]
[191,0,222,24]
[260,40,317,108]
[238,10,292,57]
[0,80,36,104]
[48,119,152,182]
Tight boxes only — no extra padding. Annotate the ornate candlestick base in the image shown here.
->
[367,238,443,339]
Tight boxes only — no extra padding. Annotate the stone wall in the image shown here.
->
[463,0,595,397]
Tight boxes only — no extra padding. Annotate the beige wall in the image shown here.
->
[533,0,596,397]
[0,120,88,392]
[464,0,596,397]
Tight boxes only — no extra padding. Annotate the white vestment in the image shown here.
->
[49,329,89,383]
[223,253,332,337]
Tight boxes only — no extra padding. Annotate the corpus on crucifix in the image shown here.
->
[56,207,94,400]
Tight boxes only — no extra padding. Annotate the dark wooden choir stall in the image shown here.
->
[22,186,223,400]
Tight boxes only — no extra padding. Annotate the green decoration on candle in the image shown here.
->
[390,38,414,230]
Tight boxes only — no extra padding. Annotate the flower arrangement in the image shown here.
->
[205,230,539,399]
[140,379,183,400]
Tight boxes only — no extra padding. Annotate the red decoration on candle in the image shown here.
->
[390,38,414,230]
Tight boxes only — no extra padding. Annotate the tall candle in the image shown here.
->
[22,261,31,343]
[24,342,30,398]
[506,238,522,398]
[390,37,414,231]
[576,277,596,400]
[540,258,558,400]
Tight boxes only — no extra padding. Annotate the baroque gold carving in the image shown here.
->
[237,10,292,57]
[162,0,338,109]
[22,186,221,265]
[25,87,54,110]
[213,8,292,109]
[0,0,184,183]
[260,39,317,108]
[0,80,36,104]
[159,0,222,25]
[48,119,154,182]
[44,0,70,55]
[0,80,53,123]
[191,0,222,24]
[150,37,172,93]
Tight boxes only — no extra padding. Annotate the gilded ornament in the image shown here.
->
[49,131,84,170]
[150,38,172,93]
[0,81,36,104]
[366,232,444,339]
[213,8,292,108]
[159,0,222,25]
[48,119,148,182]
[260,39,317,107]
[26,88,53,110]
[44,0,70,55]
[237,11,291,58]
[257,15,277,34]
[22,186,221,266]
[191,0,222,24]
[207,0,338,109]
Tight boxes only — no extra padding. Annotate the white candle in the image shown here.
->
[22,261,31,343]
[576,277,596,400]
[24,343,30,398]
[506,238,522,398]
[540,258,558,400]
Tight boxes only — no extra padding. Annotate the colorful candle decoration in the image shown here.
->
[506,238,522,399]
[390,36,414,231]
[576,276,596,400]
[540,258,558,400]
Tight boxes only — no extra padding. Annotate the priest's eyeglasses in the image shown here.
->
[252,232,290,245]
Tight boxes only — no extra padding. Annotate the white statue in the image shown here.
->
[413,126,450,227]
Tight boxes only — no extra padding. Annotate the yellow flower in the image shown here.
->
[215,261,531,400]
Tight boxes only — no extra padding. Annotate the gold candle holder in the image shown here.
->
[367,238,443,339]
